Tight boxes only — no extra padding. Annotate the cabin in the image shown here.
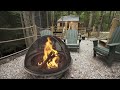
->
[56,15,85,33]
[53,15,85,38]
[57,15,80,32]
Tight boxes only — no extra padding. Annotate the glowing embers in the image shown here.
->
[38,37,59,69]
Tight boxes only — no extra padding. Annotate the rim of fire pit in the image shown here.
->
[24,58,72,77]
[24,35,72,77]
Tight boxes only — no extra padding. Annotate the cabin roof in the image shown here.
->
[57,15,79,22]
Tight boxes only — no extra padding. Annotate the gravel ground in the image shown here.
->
[0,38,120,79]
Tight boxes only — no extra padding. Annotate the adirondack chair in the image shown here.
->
[64,29,81,53]
[93,26,120,66]
[40,30,53,37]
[98,17,119,47]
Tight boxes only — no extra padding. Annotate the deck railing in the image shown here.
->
[0,25,87,60]
[0,25,40,60]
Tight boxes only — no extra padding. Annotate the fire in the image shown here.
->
[38,37,59,69]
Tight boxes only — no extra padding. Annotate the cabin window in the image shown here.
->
[67,23,69,29]
[60,22,65,27]
[78,23,81,28]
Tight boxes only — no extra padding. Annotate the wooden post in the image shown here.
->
[51,11,54,33]
[46,11,49,28]
[22,11,33,47]
[62,11,64,30]
[39,11,41,28]
[31,11,37,42]
[97,11,104,37]
[52,11,54,32]
[19,11,27,47]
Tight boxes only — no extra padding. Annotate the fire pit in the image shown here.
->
[24,35,72,79]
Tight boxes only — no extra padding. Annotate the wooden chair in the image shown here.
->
[98,17,119,47]
[93,27,120,66]
[64,29,81,53]
[40,30,53,37]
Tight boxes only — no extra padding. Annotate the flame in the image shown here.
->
[38,37,59,69]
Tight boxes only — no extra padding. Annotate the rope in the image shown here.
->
[0,26,34,30]
[0,25,41,60]
[36,26,51,29]
[0,35,41,44]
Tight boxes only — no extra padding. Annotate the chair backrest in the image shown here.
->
[108,26,120,52]
[40,30,53,37]
[66,29,78,44]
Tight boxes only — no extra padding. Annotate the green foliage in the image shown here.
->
[46,11,119,31]
[0,11,26,57]
[0,11,119,57]
[0,11,21,28]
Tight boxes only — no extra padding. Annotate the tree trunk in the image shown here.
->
[107,11,112,30]
[88,11,94,29]
[87,11,94,37]
[109,11,112,20]
[108,15,119,42]
[20,11,27,48]
[61,11,64,29]
[22,11,33,47]
[46,11,49,28]
[39,11,41,27]
[107,11,119,32]
[51,11,54,32]
[31,11,37,42]
[97,11,104,37]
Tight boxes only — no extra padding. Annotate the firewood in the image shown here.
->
[38,51,55,69]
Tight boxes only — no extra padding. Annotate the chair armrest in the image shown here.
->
[107,43,120,56]
[77,39,81,45]
[99,38,109,40]
[65,39,67,44]
[107,43,120,47]
[62,39,65,42]
[93,40,98,47]
[78,38,81,43]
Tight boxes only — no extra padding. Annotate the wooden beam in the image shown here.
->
[22,11,33,47]
[20,11,27,47]
[31,11,37,42]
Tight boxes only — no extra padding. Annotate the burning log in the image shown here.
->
[38,51,56,69]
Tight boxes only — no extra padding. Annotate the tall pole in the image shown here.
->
[31,11,37,42]
[46,11,49,28]
[51,11,54,32]
[39,11,41,28]
[19,11,27,47]
[22,11,33,47]
[52,11,54,27]
[62,11,63,30]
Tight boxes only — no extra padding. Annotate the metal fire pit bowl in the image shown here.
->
[24,35,72,79]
